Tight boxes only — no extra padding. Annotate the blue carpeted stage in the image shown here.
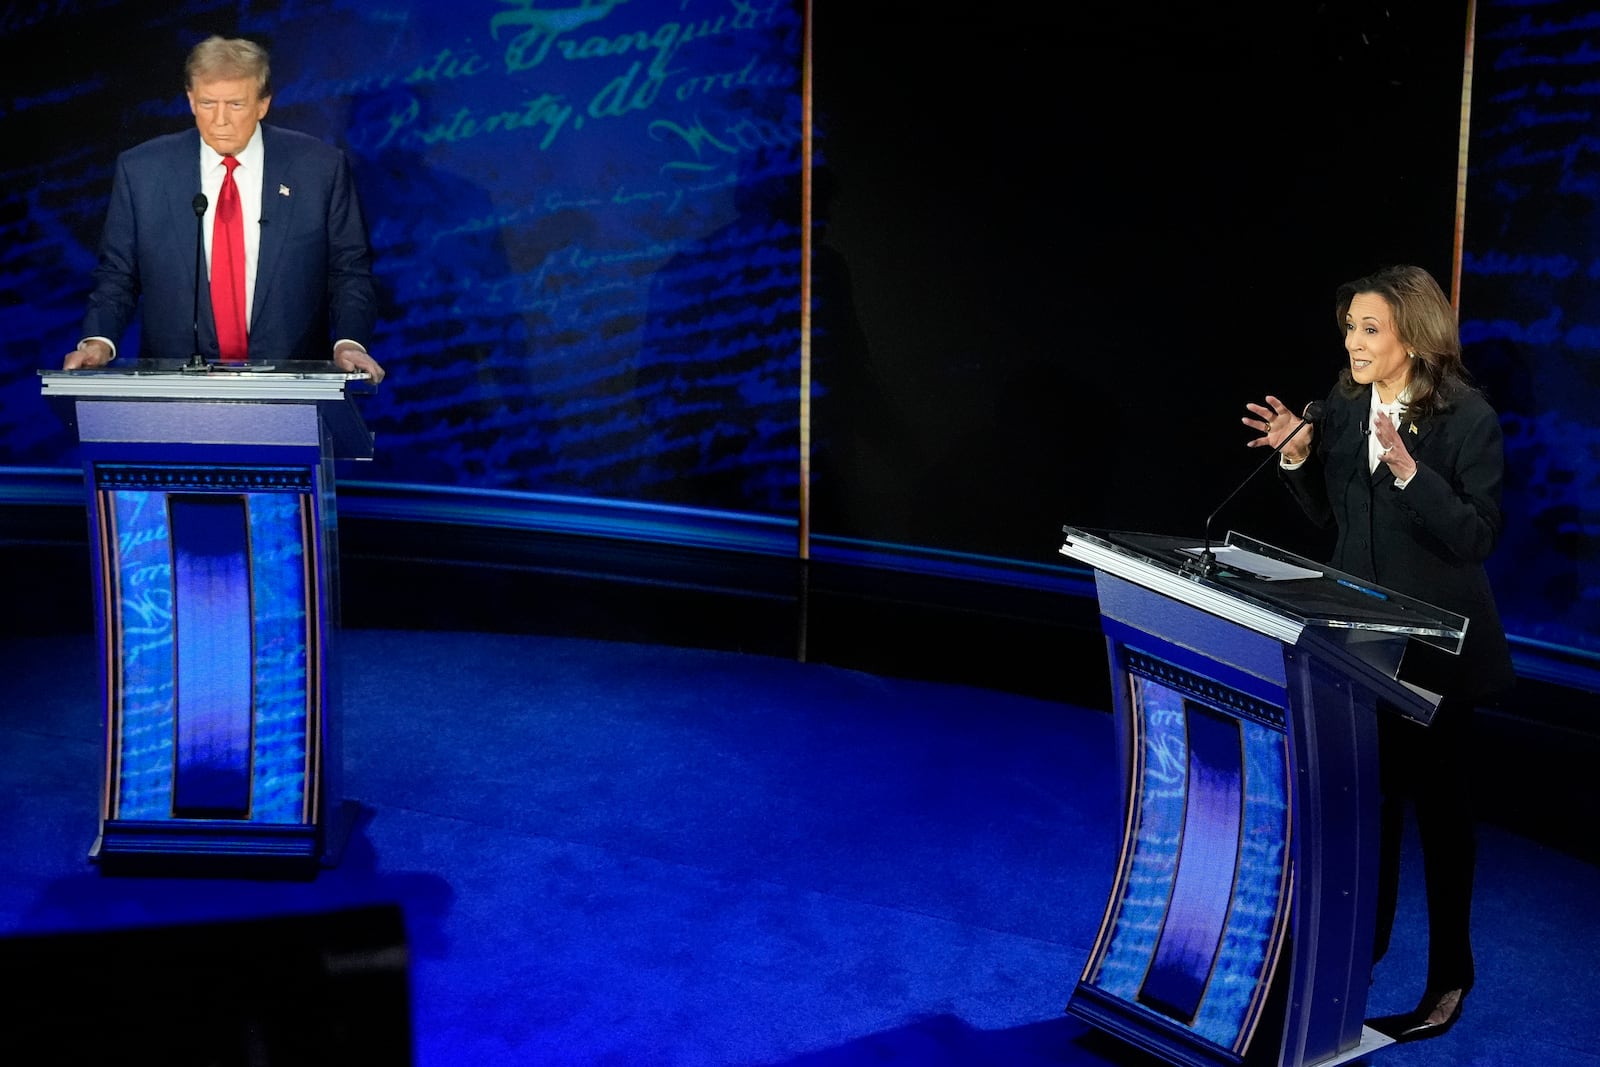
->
[2,626,1596,1066]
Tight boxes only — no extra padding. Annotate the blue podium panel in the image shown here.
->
[1072,621,1294,1067]
[167,493,254,818]
[90,463,331,872]
[101,474,319,828]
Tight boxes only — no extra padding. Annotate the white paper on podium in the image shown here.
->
[1180,544,1323,581]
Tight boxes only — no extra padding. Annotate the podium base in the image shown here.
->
[89,801,363,880]
[1314,1028,1395,1065]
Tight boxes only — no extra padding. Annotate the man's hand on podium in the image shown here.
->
[333,341,386,384]
[63,339,113,370]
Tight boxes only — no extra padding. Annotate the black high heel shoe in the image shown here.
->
[1368,987,1468,1043]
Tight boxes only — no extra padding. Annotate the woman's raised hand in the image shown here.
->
[1242,395,1313,462]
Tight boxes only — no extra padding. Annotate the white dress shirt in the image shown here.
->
[200,128,265,330]
[1369,386,1405,473]
[1369,385,1415,488]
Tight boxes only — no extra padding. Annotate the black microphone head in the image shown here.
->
[1302,400,1325,422]
[192,193,208,216]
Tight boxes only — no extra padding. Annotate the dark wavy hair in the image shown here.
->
[1334,264,1474,420]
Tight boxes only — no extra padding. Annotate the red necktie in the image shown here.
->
[211,155,248,363]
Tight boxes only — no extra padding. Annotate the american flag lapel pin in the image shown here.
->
[279,184,291,197]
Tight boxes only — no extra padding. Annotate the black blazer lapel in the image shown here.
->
[1394,413,1434,481]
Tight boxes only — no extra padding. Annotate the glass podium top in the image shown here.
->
[40,361,372,402]
[1060,526,1467,656]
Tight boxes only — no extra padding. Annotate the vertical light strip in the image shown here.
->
[97,487,122,820]
[798,0,815,561]
[302,493,321,823]
[170,494,255,819]
[1452,0,1477,311]
[1138,704,1244,1024]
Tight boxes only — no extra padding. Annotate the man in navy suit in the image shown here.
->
[63,35,385,381]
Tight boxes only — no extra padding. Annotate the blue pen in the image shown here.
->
[1336,577,1388,601]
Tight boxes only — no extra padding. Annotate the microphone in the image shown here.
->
[188,193,208,369]
[1188,401,1325,578]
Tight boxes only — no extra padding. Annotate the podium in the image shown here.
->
[40,362,375,877]
[1058,527,1468,1067]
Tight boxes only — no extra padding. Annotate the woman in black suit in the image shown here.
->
[1243,264,1514,1044]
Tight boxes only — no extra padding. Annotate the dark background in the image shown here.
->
[810,1,1468,562]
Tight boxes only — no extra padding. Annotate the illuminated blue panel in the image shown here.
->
[1088,674,1291,1053]
[1139,705,1242,1022]
[108,479,316,826]
[1198,711,1290,1042]
[1092,680,1185,1001]
[169,496,254,818]
[111,490,177,820]
[248,493,312,824]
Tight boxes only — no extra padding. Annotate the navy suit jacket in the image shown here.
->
[82,124,376,362]
[1281,382,1515,702]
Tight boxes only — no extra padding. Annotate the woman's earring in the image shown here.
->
[1408,351,1416,359]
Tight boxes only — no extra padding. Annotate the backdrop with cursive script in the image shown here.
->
[1459,0,1600,664]
[0,0,806,515]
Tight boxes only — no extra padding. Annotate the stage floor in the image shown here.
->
[1,629,1596,1066]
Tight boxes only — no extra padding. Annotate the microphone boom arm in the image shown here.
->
[1191,407,1320,577]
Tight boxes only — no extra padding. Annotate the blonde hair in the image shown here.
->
[186,36,271,97]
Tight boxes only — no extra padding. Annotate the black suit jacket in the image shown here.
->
[81,125,376,362]
[1282,382,1515,702]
